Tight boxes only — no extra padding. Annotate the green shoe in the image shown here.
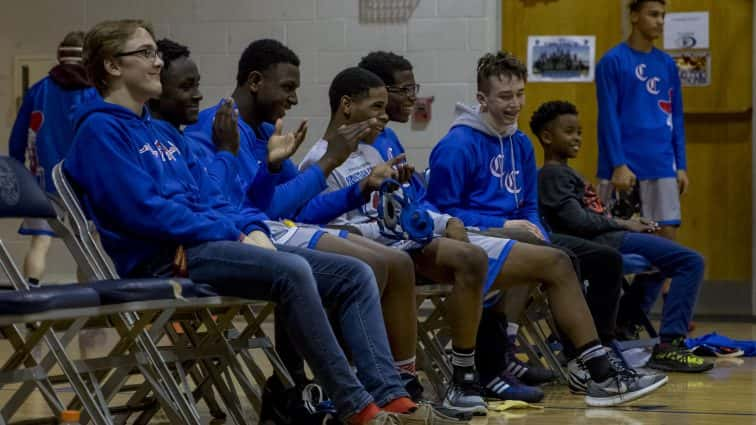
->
[647,339,714,373]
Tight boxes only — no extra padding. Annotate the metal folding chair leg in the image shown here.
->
[0,324,67,422]
[52,161,296,420]
[415,285,455,398]
[522,318,568,384]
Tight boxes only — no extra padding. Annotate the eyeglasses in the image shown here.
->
[386,84,420,97]
[115,47,163,61]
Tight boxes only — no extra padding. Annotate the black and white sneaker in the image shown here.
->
[567,358,590,395]
[442,370,487,416]
[585,369,667,407]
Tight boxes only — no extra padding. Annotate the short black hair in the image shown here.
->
[477,51,527,93]
[529,100,579,141]
[629,0,666,12]
[358,51,412,85]
[328,67,385,114]
[236,39,299,86]
[157,38,190,73]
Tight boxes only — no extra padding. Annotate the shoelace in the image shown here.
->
[607,351,638,377]
[662,339,702,365]
[611,373,629,399]
[662,348,699,365]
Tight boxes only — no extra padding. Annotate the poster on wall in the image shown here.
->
[664,12,709,49]
[527,36,596,83]
[670,50,711,87]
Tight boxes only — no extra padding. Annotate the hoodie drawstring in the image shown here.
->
[509,135,518,206]
[497,135,505,190]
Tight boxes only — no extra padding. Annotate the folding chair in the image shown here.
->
[414,283,510,397]
[518,288,569,384]
[52,162,293,424]
[0,157,213,425]
[615,254,660,352]
[415,284,454,397]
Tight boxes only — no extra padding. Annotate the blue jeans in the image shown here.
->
[619,233,705,337]
[138,241,407,419]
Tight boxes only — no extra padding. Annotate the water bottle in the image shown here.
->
[59,410,80,425]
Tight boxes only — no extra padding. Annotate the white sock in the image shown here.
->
[507,322,519,337]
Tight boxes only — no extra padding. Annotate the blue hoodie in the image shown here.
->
[596,42,686,180]
[372,127,427,198]
[187,101,365,224]
[157,116,276,213]
[65,98,265,276]
[9,71,98,193]
[373,127,406,161]
[427,103,548,238]
[373,127,451,215]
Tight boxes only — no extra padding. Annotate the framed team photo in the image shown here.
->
[527,36,596,83]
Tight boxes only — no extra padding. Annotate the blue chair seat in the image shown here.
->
[0,284,100,315]
[90,278,218,305]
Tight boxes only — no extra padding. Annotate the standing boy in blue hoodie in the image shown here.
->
[596,0,686,319]
[8,30,97,287]
[596,0,685,234]
[64,20,434,425]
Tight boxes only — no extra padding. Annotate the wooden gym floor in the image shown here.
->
[1,320,753,424]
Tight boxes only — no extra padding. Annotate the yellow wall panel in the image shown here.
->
[502,0,752,281]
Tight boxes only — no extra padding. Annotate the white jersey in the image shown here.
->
[300,140,451,245]
[300,138,516,295]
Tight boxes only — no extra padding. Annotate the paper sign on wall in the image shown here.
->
[670,50,711,87]
[664,12,709,49]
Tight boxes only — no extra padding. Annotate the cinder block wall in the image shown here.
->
[0,0,499,280]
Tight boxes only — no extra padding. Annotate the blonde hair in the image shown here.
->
[83,19,155,93]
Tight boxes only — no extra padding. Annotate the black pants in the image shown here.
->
[549,233,624,345]
[478,229,623,345]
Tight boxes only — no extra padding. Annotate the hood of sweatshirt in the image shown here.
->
[450,102,518,138]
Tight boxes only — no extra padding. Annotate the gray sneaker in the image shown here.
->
[608,343,669,387]
[567,359,590,395]
[442,371,487,416]
[585,369,667,407]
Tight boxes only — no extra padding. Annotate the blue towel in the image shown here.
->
[686,332,756,357]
